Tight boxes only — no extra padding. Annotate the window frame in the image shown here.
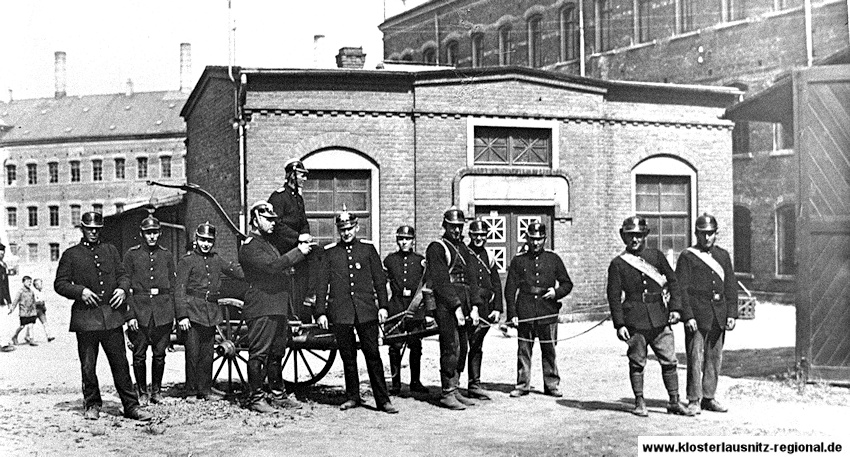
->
[115,158,126,180]
[70,204,81,227]
[596,0,613,52]
[302,170,373,247]
[467,118,560,169]
[638,0,652,43]
[27,206,38,228]
[137,157,149,179]
[499,26,512,66]
[70,160,81,183]
[6,207,17,228]
[48,162,59,184]
[5,164,16,186]
[422,47,436,64]
[160,156,172,178]
[92,159,103,182]
[527,15,543,68]
[27,163,38,185]
[50,243,60,262]
[445,40,459,66]
[471,34,484,68]
[49,205,60,227]
[27,243,38,263]
[561,6,579,61]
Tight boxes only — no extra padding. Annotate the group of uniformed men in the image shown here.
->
[53,158,737,421]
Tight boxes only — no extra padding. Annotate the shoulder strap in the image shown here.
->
[435,239,452,266]
[619,251,668,288]
[685,247,725,280]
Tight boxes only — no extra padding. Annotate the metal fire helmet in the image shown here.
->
[695,213,719,232]
[396,225,415,239]
[195,222,216,240]
[335,209,358,230]
[620,216,650,234]
[250,200,278,220]
[284,158,308,176]
[140,215,161,232]
[526,222,547,239]
[443,207,465,225]
[81,211,104,228]
[468,220,488,235]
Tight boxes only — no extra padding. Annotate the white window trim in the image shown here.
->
[466,117,560,169]
[631,155,698,233]
[301,149,381,248]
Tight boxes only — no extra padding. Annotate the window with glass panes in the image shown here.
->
[93,203,103,215]
[70,161,80,182]
[636,175,691,254]
[471,34,483,67]
[446,41,459,66]
[49,162,58,183]
[137,157,148,179]
[7,207,17,228]
[598,0,613,52]
[638,0,652,42]
[302,170,371,246]
[70,205,81,226]
[28,243,38,263]
[27,164,37,185]
[92,159,103,181]
[474,127,551,167]
[115,158,126,179]
[528,16,542,67]
[561,7,579,61]
[28,206,38,227]
[161,156,172,178]
[6,164,16,185]
[50,243,60,261]
[49,206,59,227]
[499,27,512,65]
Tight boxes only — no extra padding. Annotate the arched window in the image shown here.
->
[471,34,484,67]
[400,51,414,62]
[560,6,579,61]
[596,0,613,52]
[499,26,512,66]
[422,47,436,64]
[733,205,752,273]
[445,41,459,66]
[527,16,543,67]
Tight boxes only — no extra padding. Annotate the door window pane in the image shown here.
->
[474,127,551,167]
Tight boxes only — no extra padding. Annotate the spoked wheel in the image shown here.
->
[213,300,250,394]
[282,325,338,390]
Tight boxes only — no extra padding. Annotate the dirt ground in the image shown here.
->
[1,300,848,457]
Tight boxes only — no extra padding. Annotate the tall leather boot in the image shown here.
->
[389,349,402,395]
[150,361,165,404]
[662,365,693,416]
[134,365,149,406]
[408,348,428,393]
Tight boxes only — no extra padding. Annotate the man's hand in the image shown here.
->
[425,316,435,325]
[127,318,139,332]
[617,326,631,341]
[297,241,315,255]
[455,308,465,326]
[685,319,698,333]
[81,288,101,308]
[726,317,736,331]
[542,287,556,300]
[178,318,191,331]
[510,317,519,327]
[668,311,681,325]
[298,233,313,243]
[488,310,501,323]
[317,314,329,330]
[470,307,480,326]
[378,308,388,324]
[109,289,126,309]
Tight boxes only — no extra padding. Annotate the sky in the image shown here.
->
[0,0,428,101]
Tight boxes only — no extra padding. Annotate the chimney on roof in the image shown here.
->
[125,78,133,97]
[54,51,67,99]
[313,35,329,68]
[336,47,367,69]
[179,43,192,94]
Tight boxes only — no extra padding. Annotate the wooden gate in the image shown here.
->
[795,64,850,383]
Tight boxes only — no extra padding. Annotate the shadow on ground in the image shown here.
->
[648,347,795,380]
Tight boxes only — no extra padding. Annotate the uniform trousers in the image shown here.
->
[332,319,390,406]
[76,327,140,411]
[388,319,424,387]
[685,326,725,402]
[626,325,679,397]
[460,323,490,390]
[245,315,288,397]
[184,323,216,396]
[516,322,560,392]
[434,304,469,397]
[129,322,171,391]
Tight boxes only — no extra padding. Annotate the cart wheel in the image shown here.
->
[213,302,249,394]
[282,345,337,390]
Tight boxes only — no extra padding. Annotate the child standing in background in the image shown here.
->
[10,276,38,346]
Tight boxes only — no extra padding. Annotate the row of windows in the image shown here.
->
[6,203,122,229]
[5,156,173,186]
[5,242,61,263]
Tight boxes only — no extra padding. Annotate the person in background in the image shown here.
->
[9,275,38,346]
[32,279,54,342]
[0,243,16,352]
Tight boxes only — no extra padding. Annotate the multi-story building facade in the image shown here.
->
[380,0,850,299]
[0,48,191,281]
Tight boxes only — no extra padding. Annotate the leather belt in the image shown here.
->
[133,288,171,297]
[449,275,467,285]
[187,289,220,303]
[627,292,663,303]
[521,286,548,295]
[690,290,724,301]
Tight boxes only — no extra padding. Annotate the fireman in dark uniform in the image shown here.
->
[426,207,483,410]
[239,201,314,413]
[676,213,737,415]
[54,212,152,421]
[606,216,692,417]
[504,222,572,399]
[268,158,315,320]
[176,222,244,401]
[383,225,430,395]
[316,209,398,414]
[461,220,503,401]
[123,215,176,406]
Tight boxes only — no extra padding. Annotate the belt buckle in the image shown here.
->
[641,292,650,302]
[150,288,159,296]
[204,290,211,301]
[712,293,722,301]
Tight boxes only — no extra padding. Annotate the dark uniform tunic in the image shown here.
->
[316,238,390,405]
[268,183,314,320]
[176,248,244,396]
[123,243,176,393]
[676,245,737,402]
[383,250,426,390]
[425,236,483,397]
[606,247,681,397]
[504,249,572,393]
[462,243,504,390]
[54,238,138,411]
[0,259,11,306]
[238,231,306,398]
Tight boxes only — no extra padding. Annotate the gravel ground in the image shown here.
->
[1,299,848,456]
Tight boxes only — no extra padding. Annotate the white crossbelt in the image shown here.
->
[619,252,668,288]
[686,247,725,281]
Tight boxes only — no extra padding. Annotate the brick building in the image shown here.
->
[181,64,738,308]
[379,0,850,299]
[0,47,191,281]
